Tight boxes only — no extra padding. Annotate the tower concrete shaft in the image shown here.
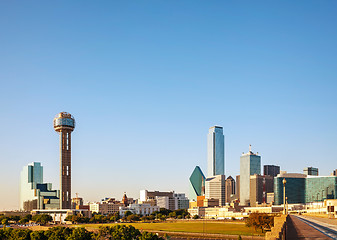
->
[59,130,72,209]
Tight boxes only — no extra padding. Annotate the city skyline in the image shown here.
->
[1,1,337,210]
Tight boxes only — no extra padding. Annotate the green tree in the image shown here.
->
[245,213,274,233]
[127,214,140,222]
[1,218,9,226]
[10,215,21,223]
[19,218,29,224]
[30,230,47,240]
[67,227,92,240]
[32,214,52,225]
[124,211,133,217]
[168,212,176,219]
[10,229,32,240]
[0,227,13,239]
[45,226,72,240]
[98,225,141,240]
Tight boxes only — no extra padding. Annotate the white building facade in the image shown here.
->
[205,175,226,206]
[119,204,159,217]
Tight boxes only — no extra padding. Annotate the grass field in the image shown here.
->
[78,221,263,236]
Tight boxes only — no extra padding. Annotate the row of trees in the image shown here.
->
[1,208,191,226]
[0,214,53,226]
[0,225,164,240]
[66,208,191,224]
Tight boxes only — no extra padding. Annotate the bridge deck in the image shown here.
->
[287,215,333,239]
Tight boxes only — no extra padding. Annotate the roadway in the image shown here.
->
[287,215,337,239]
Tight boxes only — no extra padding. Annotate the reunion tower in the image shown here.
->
[53,112,75,209]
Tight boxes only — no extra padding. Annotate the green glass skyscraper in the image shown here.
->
[189,166,206,202]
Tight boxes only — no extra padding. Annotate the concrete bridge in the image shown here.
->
[267,214,337,239]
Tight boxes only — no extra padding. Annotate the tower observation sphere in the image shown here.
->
[53,112,75,209]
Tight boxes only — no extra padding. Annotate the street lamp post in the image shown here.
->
[283,178,287,215]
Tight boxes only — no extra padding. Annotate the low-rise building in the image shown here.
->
[188,206,246,219]
[31,209,91,223]
[89,202,123,215]
[140,190,189,210]
[119,204,159,217]
[174,193,189,209]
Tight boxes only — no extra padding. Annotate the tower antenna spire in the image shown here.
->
[249,144,252,152]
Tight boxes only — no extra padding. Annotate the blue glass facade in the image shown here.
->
[305,176,337,202]
[274,176,306,205]
[207,126,224,177]
[274,174,337,205]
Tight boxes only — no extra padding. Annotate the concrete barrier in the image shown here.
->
[265,214,287,240]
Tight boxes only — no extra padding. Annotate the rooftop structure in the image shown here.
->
[304,167,319,176]
[54,112,75,209]
[264,165,280,177]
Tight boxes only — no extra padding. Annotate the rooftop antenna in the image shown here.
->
[249,144,252,152]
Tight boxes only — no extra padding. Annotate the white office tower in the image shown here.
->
[205,175,226,206]
[239,145,261,206]
[207,126,225,177]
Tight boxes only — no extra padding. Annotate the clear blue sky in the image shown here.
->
[1,1,337,210]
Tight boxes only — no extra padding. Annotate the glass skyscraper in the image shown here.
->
[207,126,224,177]
[20,162,43,210]
[189,166,206,202]
[239,145,261,206]
[20,162,60,211]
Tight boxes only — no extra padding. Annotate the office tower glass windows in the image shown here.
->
[239,146,261,206]
[207,126,224,177]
